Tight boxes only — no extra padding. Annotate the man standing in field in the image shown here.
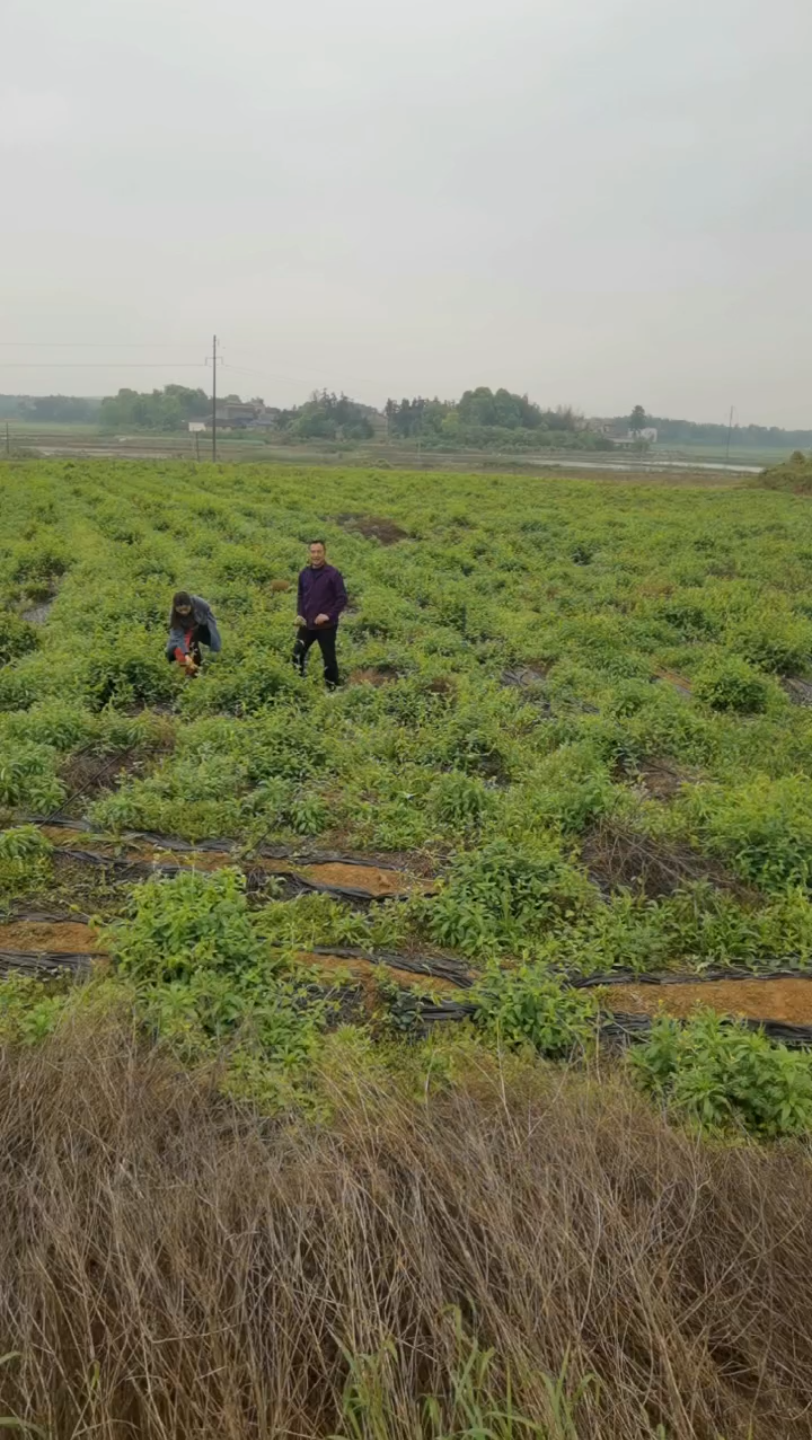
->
[293,540,348,689]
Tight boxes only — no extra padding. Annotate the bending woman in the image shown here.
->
[166,591,222,675]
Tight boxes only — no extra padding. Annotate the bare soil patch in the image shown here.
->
[0,919,101,953]
[606,976,812,1027]
[303,861,423,897]
[500,663,550,689]
[783,677,812,706]
[336,513,408,545]
[349,665,400,686]
[270,579,292,593]
[657,669,693,697]
[297,951,460,998]
[614,756,692,801]
[582,820,750,899]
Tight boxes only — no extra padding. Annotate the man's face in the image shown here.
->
[309,543,326,568]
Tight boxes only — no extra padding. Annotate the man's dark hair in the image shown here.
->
[308,539,326,548]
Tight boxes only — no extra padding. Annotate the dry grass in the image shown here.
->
[2,1017,812,1438]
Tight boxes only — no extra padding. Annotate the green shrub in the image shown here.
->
[630,1010,812,1137]
[472,966,598,1056]
[85,641,176,712]
[0,613,39,666]
[427,840,575,953]
[428,771,495,833]
[693,657,771,714]
[0,743,65,812]
[109,868,264,984]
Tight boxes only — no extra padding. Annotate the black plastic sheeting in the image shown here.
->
[0,950,95,978]
[304,945,474,988]
[49,848,416,904]
[570,965,812,987]
[600,1010,812,1052]
[24,815,411,871]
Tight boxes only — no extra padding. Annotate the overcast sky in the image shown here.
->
[2,0,810,425]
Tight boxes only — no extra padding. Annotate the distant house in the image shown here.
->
[630,427,658,444]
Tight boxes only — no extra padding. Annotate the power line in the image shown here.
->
[0,362,206,369]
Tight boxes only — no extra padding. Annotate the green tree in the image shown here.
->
[629,404,647,435]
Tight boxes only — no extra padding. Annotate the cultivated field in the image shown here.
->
[3,458,812,1437]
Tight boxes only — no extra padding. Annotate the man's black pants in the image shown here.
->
[292,625,340,687]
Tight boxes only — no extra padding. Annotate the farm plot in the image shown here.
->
[3,460,812,1039]
[5,459,812,1435]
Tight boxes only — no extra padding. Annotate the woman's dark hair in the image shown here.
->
[170,591,194,629]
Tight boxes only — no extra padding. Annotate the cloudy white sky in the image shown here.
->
[2,0,810,424]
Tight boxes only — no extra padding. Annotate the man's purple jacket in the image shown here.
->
[297,563,348,630]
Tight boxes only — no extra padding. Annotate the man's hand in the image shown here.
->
[295,615,306,627]
[314,613,330,626]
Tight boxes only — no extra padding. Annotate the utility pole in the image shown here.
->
[725,405,735,465]
[211,334,218,462]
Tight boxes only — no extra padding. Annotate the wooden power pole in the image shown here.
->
[211,334,218,462]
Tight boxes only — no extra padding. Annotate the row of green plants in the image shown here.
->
[1,865,811,1139]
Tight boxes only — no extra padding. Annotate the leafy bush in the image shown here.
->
[85,641,176,712]
[693,656,771,713]
[109,868,265,984]
[0,743,65,812]
[0,824,53,862]
[630,1010,812,1137]
[0,613,39,666]
[427,841,576,953]
[428,771,495,833]
[472,965,598,1056]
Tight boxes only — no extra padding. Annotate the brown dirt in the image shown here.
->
[606,977,812,1027]
[336,513,408,545]
[0,920,101,953]
[658,669,693,697]
[303,862,421,896]
[783,678,812,707]
[296,951,460,998]
[635,759,688,801]
[582,820,750,900]
[349,666,400,686]
[614,757,691,801]
[270,579,292,593]
[501,663,550,689]
[59,749,150,807]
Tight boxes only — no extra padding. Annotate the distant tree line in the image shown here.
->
[0,394,101,422]
[606,410,812,449]
[384,388,610,451]
[275,391,375,441]
[98,386,209,432]
[2,387,811,452]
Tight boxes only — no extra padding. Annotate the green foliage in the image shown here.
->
[427,841,579,954]
[334,1310,596,1440]
[0,744,64,811]
[109,868,264,984]
[428,771,496,833]
[84,639,177,711]
[99,384,209,433]
[106,869,328,1078]
[630,1010,812,1137]
[472,966,599,1056]
[693,656,771,713]
[0,973,68,1046]
[0,825,52,862]
[0,614,39,667]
